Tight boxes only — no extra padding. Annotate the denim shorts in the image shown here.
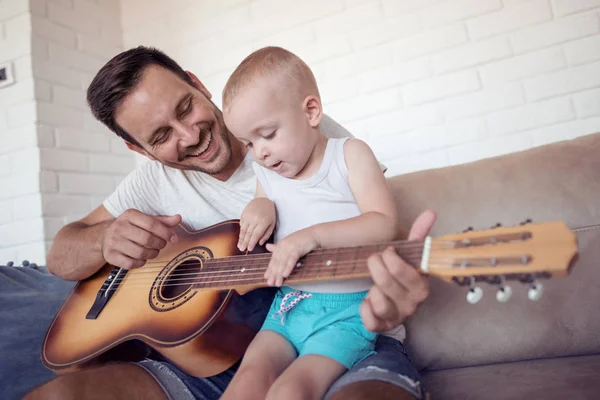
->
[134,287,423,399]
[261,287,376,369]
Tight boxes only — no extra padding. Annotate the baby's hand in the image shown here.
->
[238,198,276,252]
[265,229,319,287]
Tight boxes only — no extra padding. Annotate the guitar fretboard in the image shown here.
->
[193,241,425,290]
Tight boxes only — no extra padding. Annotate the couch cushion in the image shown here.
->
[422,354,600,400]
[386,133,600,370]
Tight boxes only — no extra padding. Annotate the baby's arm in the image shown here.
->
[310,138,398,248]
[264,139,398,287]
[238,180,276,252]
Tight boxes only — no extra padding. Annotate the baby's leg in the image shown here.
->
[266,355,347,400]
[221,330,296,400]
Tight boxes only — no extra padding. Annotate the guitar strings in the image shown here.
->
[108,246,430,279]
[115,240,446,269]
[108,253,519,288]
[103,257,527,290]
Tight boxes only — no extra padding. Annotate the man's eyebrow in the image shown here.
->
[148,93,193,145]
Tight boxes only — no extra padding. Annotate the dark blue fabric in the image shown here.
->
[0,263,75,400]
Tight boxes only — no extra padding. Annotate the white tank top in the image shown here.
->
[253,138,373,293]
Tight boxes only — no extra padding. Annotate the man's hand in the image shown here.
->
[238,198,276,252]
[361,210,437,332]
[101,209,181,270]
[264,229,319,287]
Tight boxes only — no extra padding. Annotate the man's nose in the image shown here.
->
[174,122,198,147]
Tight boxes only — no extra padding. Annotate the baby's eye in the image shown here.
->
[264,130,276,139]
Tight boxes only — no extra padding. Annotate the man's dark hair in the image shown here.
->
[87,46,196,146]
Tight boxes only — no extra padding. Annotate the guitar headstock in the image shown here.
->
[424,220,578,304]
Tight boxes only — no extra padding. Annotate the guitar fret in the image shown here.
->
[243,252,258,286]
[351,247,360,275]
[315,252,322,280]
[225,253,236,287]
[332,248,340,278]
[297,254,308,281]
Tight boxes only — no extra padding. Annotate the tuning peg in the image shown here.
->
[527,281,543,301]
[462,226,474,233]
[496,276,512,303]
[466,277,483,304]
[496,286,512,302]
[490,223,502,229]
[520,218,533,226]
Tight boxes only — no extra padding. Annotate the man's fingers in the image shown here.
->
[113,239,159,262]
[125,228,167,251]
[367,283,399,322]
[360,292,392,332]
[106,250,146,270]
[367,251,406,300]
[124,212,180,243]
[408,210,436,241]
[381,247,429,304]
[154,214,182,227]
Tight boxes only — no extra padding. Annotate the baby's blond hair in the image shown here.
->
[222,46,320,110]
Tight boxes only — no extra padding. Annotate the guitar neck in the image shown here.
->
[194,240,426,290]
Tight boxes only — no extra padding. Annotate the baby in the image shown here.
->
[221,46,398,400]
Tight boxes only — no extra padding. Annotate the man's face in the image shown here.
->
[115,65,233,174]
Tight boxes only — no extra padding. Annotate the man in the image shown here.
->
[25,46,435,400]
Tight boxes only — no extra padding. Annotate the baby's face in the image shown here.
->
[223,79,316,179]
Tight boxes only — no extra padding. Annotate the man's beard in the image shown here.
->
[184,122,233,175]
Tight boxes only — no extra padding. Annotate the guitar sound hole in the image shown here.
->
[161,258,202,299]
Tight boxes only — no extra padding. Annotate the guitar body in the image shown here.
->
[42,220,262,378]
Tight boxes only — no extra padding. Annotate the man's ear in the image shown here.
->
[125,141,157,161]
[303,95,322,128]
[186,71,212,99]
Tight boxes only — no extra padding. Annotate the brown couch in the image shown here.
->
[387,132,600,399]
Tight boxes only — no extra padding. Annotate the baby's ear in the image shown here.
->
[303,95,322,127]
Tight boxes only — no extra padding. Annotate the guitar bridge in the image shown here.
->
[86,266,127,320]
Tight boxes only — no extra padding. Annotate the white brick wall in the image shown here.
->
[0,0,130,264]
[4,0,600,263]
[0,3,40,264]
[120,0,600,178]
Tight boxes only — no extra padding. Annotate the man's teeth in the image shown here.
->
[190,132,212,156]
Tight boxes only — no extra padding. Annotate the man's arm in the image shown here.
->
[47,205,181,281]
[46,206,114,280]
[361,210,436,332]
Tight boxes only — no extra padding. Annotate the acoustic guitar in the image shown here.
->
[42,219,577,378]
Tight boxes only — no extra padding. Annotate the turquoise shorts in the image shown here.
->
[260,286,377,369]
